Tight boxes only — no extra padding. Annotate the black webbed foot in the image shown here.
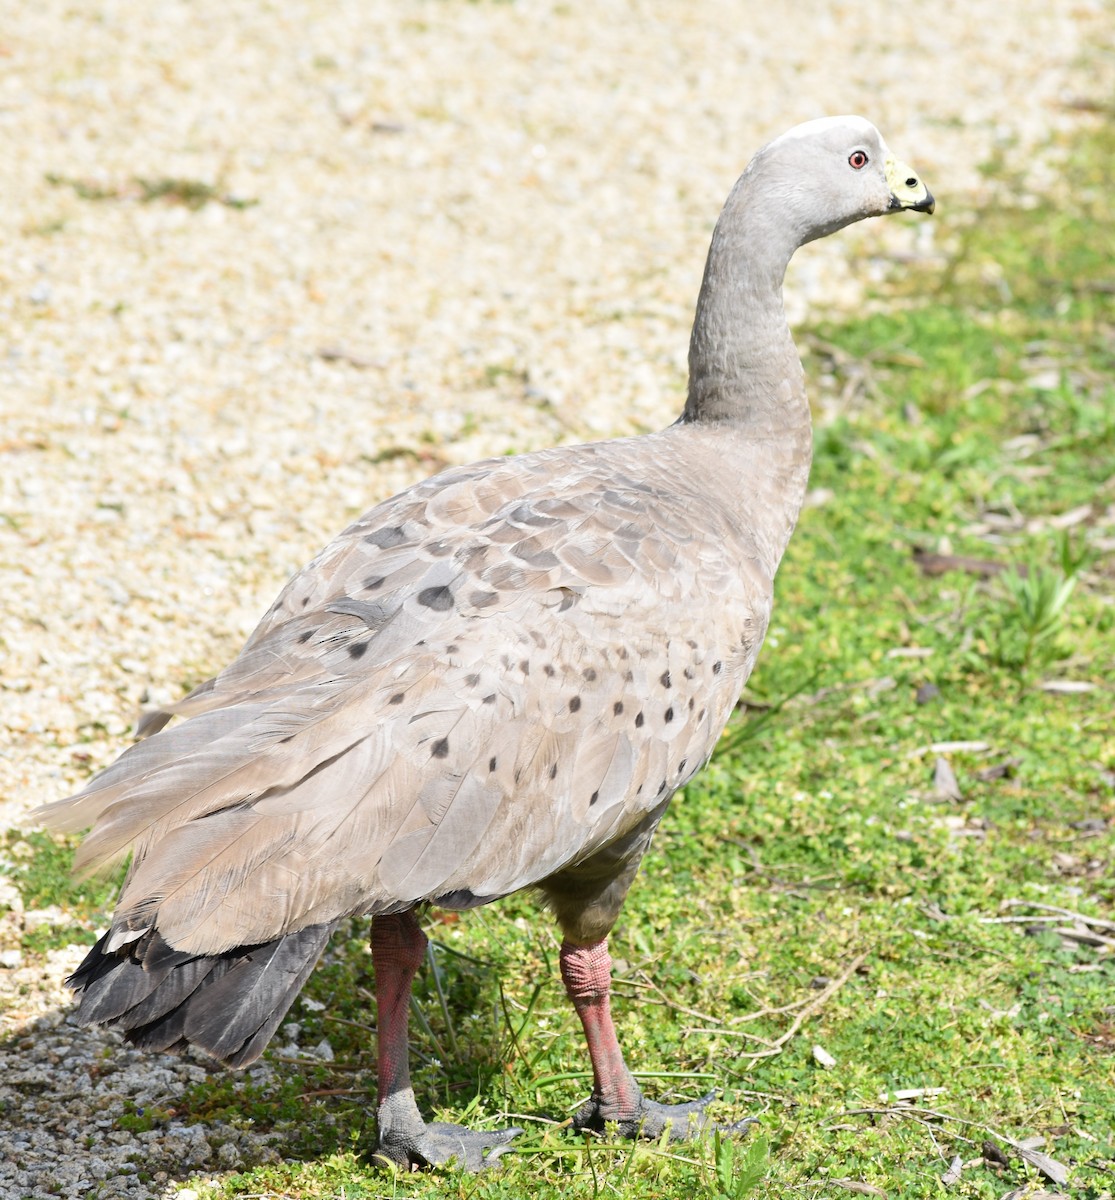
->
[375,1090,522,1171]
[572,1090,757,1141]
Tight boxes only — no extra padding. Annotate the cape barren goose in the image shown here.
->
[40,116,933,1169]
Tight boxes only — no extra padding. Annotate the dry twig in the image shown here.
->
[719,951,869,1063]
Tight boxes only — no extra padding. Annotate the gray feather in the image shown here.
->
[36,116,933,1068]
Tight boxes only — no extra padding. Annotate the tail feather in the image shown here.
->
[121,956,229,1029]
[68,920,338,1067]
[182,924,337,1064]
[69,930,197,1023]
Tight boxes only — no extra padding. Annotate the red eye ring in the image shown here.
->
[849,150,869,170]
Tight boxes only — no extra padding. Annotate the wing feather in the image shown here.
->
[39,432,776,957]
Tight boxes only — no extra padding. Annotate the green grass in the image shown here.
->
[4,120,1114,1198]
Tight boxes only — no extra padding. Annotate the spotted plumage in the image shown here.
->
[50,435,769,951]
[38,116,934,1170]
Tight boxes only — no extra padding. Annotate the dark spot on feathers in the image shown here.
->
[544,664,556,677]
[583,668,597,682]
[614,701,624,715]
[298,630,314,644]
[698,708,706,721]
[618,647,629,660]
[664,706,675,723]
[417,585,453,611]
[466,673,480,686]
[364,576,386,592]
[365,525,406,549]
[687,639,698,650]
[447,644,459,654]
[349,642,369,659]
[489,757,498,772]
[713,660,723,674]
[431,738,450,759]
[658,779,667,795]
[558,588,577,612]
[569,696,582,713]
[300,596,310,608]
[279,734,295,744]
[689,697,695,710]
[684,667,695,680]
[389,692,405,705]
[519,659,530,675]
[509,502,557,528]
[624,670,634,683]
[589,790,599,806]
[482,693,496,704]
[660,671,671,689]
[678,758,687,773]
[635,712,644,728]
[512,538,560,568]
[550,763,558,780]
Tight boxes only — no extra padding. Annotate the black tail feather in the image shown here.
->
[67,921,338,1066]
[183,923,338,1066]
[123,955,229,1030]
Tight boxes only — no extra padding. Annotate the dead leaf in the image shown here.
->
[829,1181,887,1197]
[982,1140,1012,1167]
[977,758,1020,781]
[813,1043,837,1068]
[921,901,951,922]
[1054,925,1115,949]
[914,549,1020,578]
[1046,503,1094,529]
[878,1086,947,1102]
[941,1155,963,1186]
[934,757,963,801]
[909,740,990,758]
[316,345,386,369]
[999,1192,1069,1200]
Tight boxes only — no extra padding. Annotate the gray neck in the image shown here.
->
[682,175,808,436]
[674,172,815,578]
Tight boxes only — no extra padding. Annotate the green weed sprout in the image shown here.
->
[992,532,1092,678]
[711,1129,769,1200]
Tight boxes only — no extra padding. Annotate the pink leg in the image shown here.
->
[561,937,752,1140]
[559,938,643,1120]
[370,911,521,1170]
[371,911,427,1111]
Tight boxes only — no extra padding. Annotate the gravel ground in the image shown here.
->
[1,1,1112,1195]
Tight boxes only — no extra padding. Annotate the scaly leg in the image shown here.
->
[371,911,521,1170]
[560,938,754,1140]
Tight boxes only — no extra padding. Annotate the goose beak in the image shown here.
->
[885,155,935,214]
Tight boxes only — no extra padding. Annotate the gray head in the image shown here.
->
[685,116,934,424]
[740,115,934,250]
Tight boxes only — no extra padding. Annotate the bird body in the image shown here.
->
[39,115,934,1167]
[53,427,786,951]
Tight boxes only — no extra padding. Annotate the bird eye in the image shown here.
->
[848,150,868,170]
